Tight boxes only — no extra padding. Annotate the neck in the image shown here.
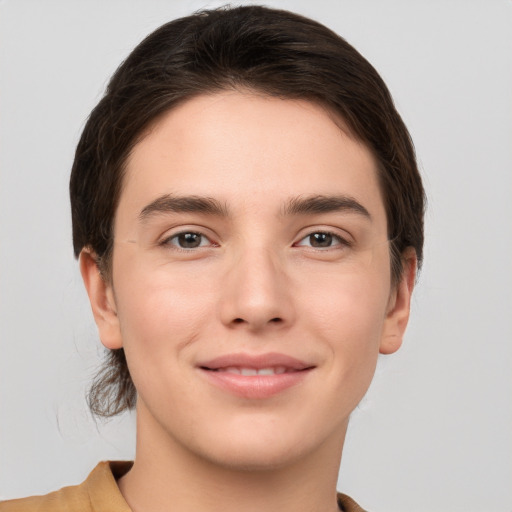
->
[118,402,346,512]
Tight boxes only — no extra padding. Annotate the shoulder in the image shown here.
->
[0,461,133,512]
[337,492,368,512]
[0,483,90,512]
[0,485,88,512]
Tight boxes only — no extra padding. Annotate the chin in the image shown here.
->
[199,440,308,472]
[187,416,344,473]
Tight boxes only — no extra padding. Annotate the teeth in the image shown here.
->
[257,368,274,376]
[219,366,288,375]
[240,368,258,376]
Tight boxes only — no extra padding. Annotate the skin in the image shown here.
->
[81,91,416,512]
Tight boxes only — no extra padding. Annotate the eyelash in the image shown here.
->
[160,231,217,250]
[294,230,351,250]
[160,229,351,251]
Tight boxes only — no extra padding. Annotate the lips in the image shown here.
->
[197,352,314,399]
[214,366,288,375]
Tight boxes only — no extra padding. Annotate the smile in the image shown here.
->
[210,366,289,375]
[197,353,314,399]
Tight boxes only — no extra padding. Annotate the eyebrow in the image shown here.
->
[138,193,371,222]
[139,194,229,221]
[283,194,371,219]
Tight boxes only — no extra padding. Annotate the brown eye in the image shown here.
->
[309,232,333,247]
[166,232,209,249]
[295,231,347,249]
[178,233,202,248]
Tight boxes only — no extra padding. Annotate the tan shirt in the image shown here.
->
[0,461,367,512]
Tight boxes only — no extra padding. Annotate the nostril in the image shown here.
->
[231,317,282,325]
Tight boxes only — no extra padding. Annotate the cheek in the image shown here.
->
[305,283,387,369]
[298,260,390,382]
[300,257,390,337]
[113,263,214,358]
[112,264,216,411]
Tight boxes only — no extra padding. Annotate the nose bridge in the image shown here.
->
[220,239,293,330]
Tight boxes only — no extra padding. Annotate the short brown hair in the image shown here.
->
[70,5,425,417]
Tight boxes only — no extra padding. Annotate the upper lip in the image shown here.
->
[198,352,314,371]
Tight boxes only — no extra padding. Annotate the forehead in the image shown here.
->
[119,91,385,226]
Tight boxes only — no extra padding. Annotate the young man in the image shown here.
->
[0,5,424,512]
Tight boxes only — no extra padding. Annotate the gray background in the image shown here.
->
[1,1,511,510]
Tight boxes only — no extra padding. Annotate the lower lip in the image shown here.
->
[199,369,312,399]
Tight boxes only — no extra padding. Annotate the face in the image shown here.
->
[82,91,414,471]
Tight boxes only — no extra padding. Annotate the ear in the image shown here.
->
[379,248,417,355]
[79,248,123,349]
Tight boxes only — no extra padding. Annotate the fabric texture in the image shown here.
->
[0,461,366,512]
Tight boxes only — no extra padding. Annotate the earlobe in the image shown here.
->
[79,248,123,349]
[379,248,417,355]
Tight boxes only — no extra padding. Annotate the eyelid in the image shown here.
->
[293,228,353,249]
[158,226,219,249]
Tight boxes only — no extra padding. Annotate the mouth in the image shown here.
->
[207,366,292,376]
[197,353,315,399]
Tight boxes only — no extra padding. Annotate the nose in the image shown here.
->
[219,247,295,332]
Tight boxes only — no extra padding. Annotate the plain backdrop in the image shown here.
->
[1,1,511,511]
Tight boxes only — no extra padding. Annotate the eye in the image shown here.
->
[164,231,213,249]
[295,231,348,249]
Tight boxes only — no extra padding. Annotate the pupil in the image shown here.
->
[179,233,201,248]
[310,233,332,247]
